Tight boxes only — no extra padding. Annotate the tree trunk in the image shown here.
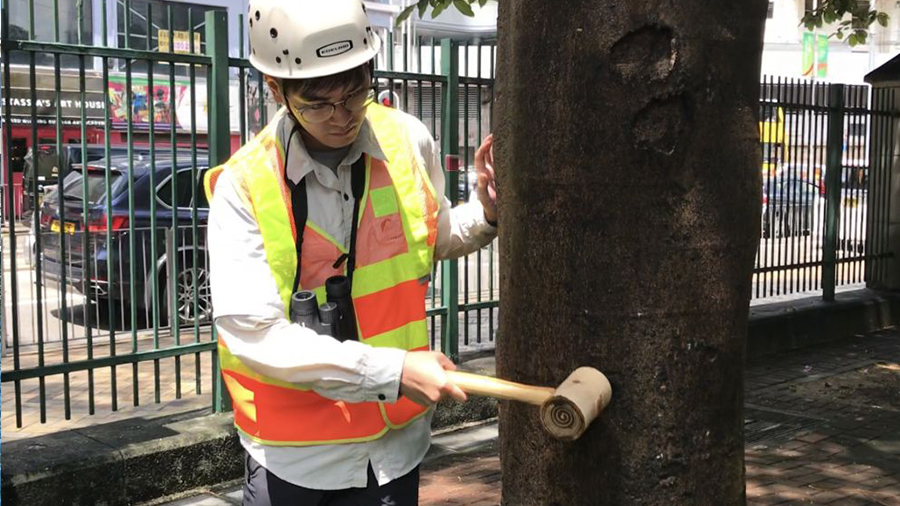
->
[494,1,767,504]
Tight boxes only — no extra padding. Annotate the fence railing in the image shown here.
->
[753,75,896,301]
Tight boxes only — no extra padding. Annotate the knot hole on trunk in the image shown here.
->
[610,25,676,82]
[632,95,689,156]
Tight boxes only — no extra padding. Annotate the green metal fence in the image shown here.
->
[753,75,897,301]
[1,3,498,428]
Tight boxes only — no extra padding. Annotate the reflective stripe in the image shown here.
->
[223,373,256,423]
[225,369,388,444]
[219,341,311,391]
[361,319,429,350]
[380,396,429,429]
[204,165,223,201]
[355,280,428,340]
[352,251,430,298]
[246,163,297,314]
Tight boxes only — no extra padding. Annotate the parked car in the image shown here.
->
[762,178,821,239]
[37,153,212,324]
[457,166,479,204]
[24,144,142,214]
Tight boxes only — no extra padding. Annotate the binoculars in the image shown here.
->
[290,275,358,342]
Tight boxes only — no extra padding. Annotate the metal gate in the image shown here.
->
[753,75,896,301]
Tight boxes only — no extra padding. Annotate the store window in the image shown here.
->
[804,0,817,15]
[6,0,94,68]
[116,0,223,76]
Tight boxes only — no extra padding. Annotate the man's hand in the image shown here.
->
[475,134,497,225]
[400,351,467,407]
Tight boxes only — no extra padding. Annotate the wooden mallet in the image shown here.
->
[446,367,613,441]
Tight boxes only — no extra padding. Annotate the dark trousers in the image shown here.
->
[243,453,420,506]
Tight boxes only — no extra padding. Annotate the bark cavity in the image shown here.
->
[632,95,688,156]
[610,25,676,82]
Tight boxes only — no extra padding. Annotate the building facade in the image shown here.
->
[762,0,900,83]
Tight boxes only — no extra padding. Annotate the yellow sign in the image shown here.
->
[158,29,170,53]
[51,220,76,235]
[158,29,202,54]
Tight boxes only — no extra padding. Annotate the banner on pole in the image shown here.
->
[816,34,829,78]
[802,32,815,77]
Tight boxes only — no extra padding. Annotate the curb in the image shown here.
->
[0,409,242,506]
[3,289,899,505]
[747,288,900,358]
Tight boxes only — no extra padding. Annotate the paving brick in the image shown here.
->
[796,432,831,444]
[808,490,847,503]
[826,496,871,506]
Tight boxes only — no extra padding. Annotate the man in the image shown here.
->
[205,0,498,504]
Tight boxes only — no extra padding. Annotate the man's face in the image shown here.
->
[284,84,370,151]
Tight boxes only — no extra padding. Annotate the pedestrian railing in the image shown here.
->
[753,75,897,301]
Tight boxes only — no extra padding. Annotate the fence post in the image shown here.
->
[441,39,460,362]
[165,227,176,331]
[206,10,231,167]
[0,231,5,357]
[205,10,232,412]
[822,84,845,301]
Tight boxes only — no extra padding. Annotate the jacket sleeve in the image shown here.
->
[412,120,498,261]
[207,170,406,403]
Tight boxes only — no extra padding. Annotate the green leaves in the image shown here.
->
[395,0,486,27]
[453,0,475,17]
[847,29,868,46]
[799,0,890,46]
[431,1,450,19]
[397,4,417,24]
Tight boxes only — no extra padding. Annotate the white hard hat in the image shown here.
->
[248,0,381,79]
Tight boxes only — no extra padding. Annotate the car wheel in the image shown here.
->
[161,260,212,326]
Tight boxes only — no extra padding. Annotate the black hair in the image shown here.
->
[281,60,374,102]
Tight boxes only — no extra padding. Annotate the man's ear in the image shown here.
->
[264,75,286,104]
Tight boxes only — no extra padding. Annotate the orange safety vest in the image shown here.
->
[205,104,439,446]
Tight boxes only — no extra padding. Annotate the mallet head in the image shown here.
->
[539,367,613,441]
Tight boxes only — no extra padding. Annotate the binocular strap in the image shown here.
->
[283,125,367,295]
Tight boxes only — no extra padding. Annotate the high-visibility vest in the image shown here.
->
[205,104,439,446]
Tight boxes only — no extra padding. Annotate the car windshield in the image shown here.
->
[59,167,125,204]
[767,179,818,199]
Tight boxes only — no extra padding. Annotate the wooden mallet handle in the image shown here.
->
[446,370,555,406]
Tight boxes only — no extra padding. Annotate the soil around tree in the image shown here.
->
[787,362,900,413]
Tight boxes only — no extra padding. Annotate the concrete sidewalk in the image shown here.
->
[149,328,900,506]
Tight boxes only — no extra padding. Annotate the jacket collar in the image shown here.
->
[276,107,388,186]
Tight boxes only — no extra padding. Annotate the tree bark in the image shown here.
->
[494,1,767,504]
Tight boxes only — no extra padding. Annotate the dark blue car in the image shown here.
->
[37,152,212,325]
